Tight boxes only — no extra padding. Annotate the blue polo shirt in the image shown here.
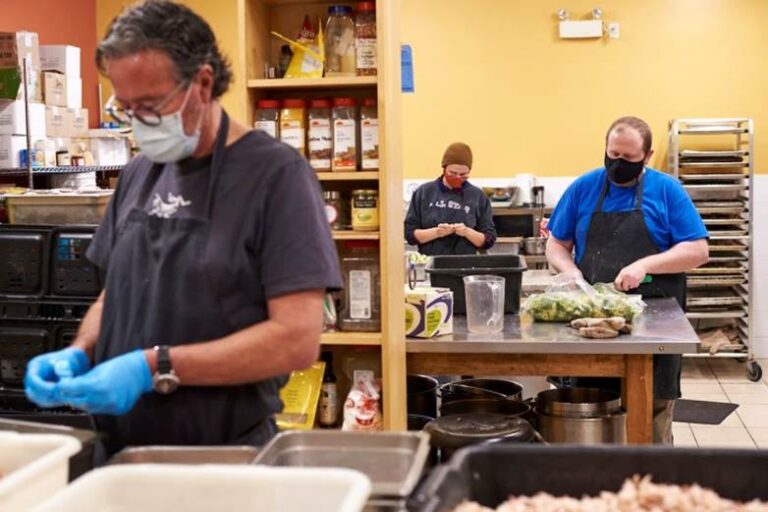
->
[548,167,708,264]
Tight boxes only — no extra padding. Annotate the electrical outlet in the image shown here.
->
[608,22,620,39]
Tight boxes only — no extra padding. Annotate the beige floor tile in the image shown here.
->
[727,393,768,405]
[672,425,697,447]
[722,382,768,394]
[680,392,730,403]
[692,426,756,448]
[680,381,724,394]
[746,427,768,442]
[737,405,768,428]
[681,359,716,380]
[756,440,768,449]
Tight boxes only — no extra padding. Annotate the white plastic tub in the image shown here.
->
[34,464,371,512]
[0,432,82,512]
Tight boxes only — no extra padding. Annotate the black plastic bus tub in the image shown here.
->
[408,444,768,511]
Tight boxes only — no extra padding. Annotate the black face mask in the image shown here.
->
[605,154,645,185]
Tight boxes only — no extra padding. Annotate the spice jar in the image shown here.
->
[332,97,358,172]
[323,190,349,230]
[325,6,356,76]
[355,2,377,76]
[340,241,381,332]
[308,99,332,172]
[280,99,307,156]
[254,99,281,139]
[351,189,379,231]
[360,98,379,171]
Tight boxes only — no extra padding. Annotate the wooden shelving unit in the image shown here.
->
[238,0,405,429]
[247,76,378,89]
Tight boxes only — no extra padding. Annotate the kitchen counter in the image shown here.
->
[406,298,700,445]
[407,298,698,354]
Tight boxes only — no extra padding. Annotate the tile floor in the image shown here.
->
[674,358,768,448]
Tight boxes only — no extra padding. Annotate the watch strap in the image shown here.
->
[154,345,172,374]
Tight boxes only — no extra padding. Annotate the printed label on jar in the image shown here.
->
[356,38,377,70]
[280,121,305,154]
[319,382,338,426]
[325,203,339,225]
[349,270,372,319]
[333,119,357,170]
[254,120,278,139]
[309,119,332,170]
[361,118,379,169]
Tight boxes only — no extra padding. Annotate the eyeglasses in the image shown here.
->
[105,80,190,127]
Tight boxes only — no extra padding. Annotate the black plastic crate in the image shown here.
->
[425,255,527,314]
[0,325,53,385]
[0,225,53,298]
[409,444,768,511]
[50,226,103,298]
[0,299,92,322]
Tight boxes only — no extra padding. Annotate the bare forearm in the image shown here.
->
[144,290,324,385]
[463,227,486,248]
[414,228,440,244]
[545,238,581,275]
[71,291,105,357]
[637,239,709,274]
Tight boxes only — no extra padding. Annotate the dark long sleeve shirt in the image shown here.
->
[404,177,497,256]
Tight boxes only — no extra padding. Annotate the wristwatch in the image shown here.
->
[152,345,180,394]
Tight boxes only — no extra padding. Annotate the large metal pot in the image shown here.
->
[407,374,440,418]
[425,414,535,462]
[535,388,626,445]
[439,378,524,404]
[439,398,530,418]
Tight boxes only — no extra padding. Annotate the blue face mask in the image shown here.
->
[132,86,202,163]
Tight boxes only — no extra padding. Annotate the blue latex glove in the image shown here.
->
[25,347,90,408]
[58,349,153,415]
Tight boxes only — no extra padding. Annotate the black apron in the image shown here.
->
[94,112,282,456]
[575,173,686,399]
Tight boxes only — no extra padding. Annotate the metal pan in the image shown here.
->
[253,430,430,498]
[110,446,260,465]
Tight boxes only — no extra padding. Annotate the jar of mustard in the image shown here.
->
[351,189,379,231]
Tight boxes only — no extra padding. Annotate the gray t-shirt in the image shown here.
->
[88,130,343,327]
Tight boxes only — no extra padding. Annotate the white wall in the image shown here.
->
[403,175,768,357]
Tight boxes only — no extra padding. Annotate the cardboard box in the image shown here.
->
[42,72,81,108]
[67,137,90,156]
[0,134,46,168]
[45,106,66,137]
[40,45,80,78]
[0,100,46,136]
[0,31,40,68]
[66,107,88,137]
[405,285,454,338]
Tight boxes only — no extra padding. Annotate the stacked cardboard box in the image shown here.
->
[0,31,47,168]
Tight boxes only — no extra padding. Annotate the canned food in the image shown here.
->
[351,189,379,231]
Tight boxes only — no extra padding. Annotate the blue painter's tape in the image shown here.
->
[401,44,414,93]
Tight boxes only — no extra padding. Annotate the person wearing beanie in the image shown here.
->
[404,142,497,255]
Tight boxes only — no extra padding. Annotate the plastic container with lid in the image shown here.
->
[332,97,358,172]
[360,98,379,170]
[355,2,377,76]
[280,99,307,156]
[325,6,356,76]
[254,99,281,139]
[308,99,332,171]
[340,241,381,332]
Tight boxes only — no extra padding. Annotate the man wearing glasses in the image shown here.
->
[24,0,341,456]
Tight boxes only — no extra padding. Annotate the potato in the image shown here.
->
[579,326,620,339]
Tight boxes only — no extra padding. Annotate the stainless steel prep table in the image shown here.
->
[406,298,699,444]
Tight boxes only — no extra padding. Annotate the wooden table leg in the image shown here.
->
[625,354,654,444]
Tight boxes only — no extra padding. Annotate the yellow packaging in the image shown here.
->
[282,18,324,79]
[351,189,379,231]
[275,361,325,431]
[405,285,454,338]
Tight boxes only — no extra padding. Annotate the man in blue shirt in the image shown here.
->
[546,116,709,444]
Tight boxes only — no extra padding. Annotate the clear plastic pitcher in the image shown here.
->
[463,275,505,334]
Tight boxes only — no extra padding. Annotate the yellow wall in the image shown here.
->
[401,0,768,178]
[96,0,247,123]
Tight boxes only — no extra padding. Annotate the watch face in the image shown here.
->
[153,373,180,395]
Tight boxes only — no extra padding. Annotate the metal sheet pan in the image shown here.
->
[685,185,746,200]
[253,431,430,498]
[680,149,749,159]
[109,446,260,465]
